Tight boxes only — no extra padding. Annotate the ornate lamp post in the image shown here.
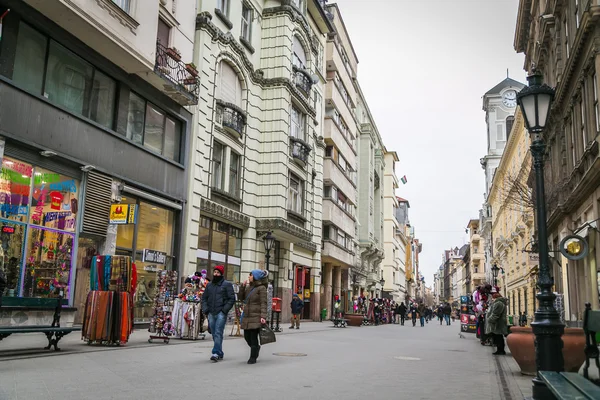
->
[491,264,499,287]
[379,277,385,298]
[263,231,275,272]
[516,71,563,399]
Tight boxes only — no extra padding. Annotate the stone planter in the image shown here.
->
[505,326,585,376]
[345,313,364,327]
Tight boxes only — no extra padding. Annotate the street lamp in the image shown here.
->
[517,70,563,400]
[379,277,385,298]
[491,264,499,286]
[263,231,275,271]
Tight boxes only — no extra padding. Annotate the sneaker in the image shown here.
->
[492,351,506,355]
[289,326,294,329]
[217,355,224,360]
[210,354,219,362]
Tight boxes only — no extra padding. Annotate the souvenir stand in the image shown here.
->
[171,274,206,340]
[148,270,178,344]
[82,255,135,346]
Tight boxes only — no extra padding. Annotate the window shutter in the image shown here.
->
[219,62,242,106]
[293,36,306,67]
[82,171,112,237]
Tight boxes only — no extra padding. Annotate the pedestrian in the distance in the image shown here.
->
[201,265,235,362]
[443,302,452,326]
[438,304,444,325]
[519,311,527,327]
[238,269,268,364]
[396,302,407,325]
[290,293,304,329]
[410,303,418,327]
[417,303,426,327]
[485,287,508,355]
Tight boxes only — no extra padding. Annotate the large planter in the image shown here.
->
[345,313,364,327]
[506,326,585,376]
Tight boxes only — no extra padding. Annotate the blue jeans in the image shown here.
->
[420,316,425,327]
[444,314,451,325]
[208,312,227,357]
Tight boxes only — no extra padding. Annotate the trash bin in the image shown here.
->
[321,308,327,322]
[508,315,514,325]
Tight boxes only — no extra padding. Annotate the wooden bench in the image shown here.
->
[539,303,600,399]
[0,295,81,351]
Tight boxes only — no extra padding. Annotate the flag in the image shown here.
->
[400,175,407,184]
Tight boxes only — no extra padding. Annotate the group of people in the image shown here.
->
[472,284,508,355]
[436,303,454,326]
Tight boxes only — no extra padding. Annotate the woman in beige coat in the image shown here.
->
[238,269,268,364]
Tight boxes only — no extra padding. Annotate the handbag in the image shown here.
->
[259,325,276,345]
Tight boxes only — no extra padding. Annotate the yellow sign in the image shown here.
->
[304,289,311,299]
[110,204,137,224]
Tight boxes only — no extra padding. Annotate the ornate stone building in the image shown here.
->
[185,0,334,322]
[515,0,600,321]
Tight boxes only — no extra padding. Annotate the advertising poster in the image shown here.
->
[460,295,477,333]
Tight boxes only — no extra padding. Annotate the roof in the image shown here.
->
[484,77,526,95]
[397,196,410,207]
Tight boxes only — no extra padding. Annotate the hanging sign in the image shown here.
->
[109,204,138,224]
[1,225,14,234]
[142,249,167,264]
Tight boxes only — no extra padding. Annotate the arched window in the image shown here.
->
[217,61,242,106]
[506,116,515,140]
[292,35,307,69]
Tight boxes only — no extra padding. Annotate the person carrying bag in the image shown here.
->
[238,269,269,364]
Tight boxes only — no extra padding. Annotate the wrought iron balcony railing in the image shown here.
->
[290,137,311,166]
[215,100,246,138]
[292,65,313,96]
[154,41,199,105]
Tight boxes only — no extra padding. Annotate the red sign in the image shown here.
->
[2,226,14,234]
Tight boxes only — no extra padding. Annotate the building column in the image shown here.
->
[333,266,342,300]
[323,263,333,319]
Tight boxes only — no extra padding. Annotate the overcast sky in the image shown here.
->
[335,0,526,285]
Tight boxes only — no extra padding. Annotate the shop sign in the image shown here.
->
[142,249,167,264]
[109,204,138,224]
[144,265,159,272]
[1,225,14,234]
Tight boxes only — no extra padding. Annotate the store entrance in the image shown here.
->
[294,265,311,319]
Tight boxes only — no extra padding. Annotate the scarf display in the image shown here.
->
[83,255,134,345]
[148,270,178,339]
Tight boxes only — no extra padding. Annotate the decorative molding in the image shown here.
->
[195,12,316,117]
[214,8,234,30]
[200,197,250,228]
[295,241,317,252]
[94,0,139,34]
[256,217,312,242]
[263,4,311,41]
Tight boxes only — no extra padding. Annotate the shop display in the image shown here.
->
[148,270,177,344]
[171,273,207,340]
[82,255,135,345]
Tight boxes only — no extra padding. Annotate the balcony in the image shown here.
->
[216,100,246,138]
[471,233,481,242]
[153,42,199,105]
[290,137,312,166]
[322,240,354,266]
[323,159,354,197]
[293,66,313,97]
[472,253,484,261]
[323,199,355,234]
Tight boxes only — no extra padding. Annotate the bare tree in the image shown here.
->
[498,169,535,214]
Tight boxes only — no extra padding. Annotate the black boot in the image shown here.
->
[256,345,261,358]
[248,347,258,364]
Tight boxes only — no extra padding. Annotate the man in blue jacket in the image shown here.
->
[289,293,304,329]
[201,265,235,362]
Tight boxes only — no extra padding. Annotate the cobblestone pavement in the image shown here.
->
[0,321,533,400]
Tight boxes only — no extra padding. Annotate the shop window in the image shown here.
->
[13,23,47,95]
[116,196,136,249]
[196,217,244,283]
[198,216,210,251]
[135,202,174,253]
[125,92,182,162]
[0,156,80,301]
[212,141,225,190]
[212,221,228,255]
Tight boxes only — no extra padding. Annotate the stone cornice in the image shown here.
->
[200,197,250,228]
[196,12,316,117]
[264,3,311,41]
[295,241,318,252]
[256,217,312,242]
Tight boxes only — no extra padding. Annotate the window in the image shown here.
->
[217,0,229,14]
[288,173,303,214]
[11,23,117,130]
[594,73,599,134]
[157,18,171,47]
[496,124,503,141]
[229,151,240,196]
[506,116,515,140]
[292,36,307,69]
[575,0,580,29]
[241,4,252,42]
[580,98,587,149]
[212,141,225,190]
[564,18,570,59]
[125,93,182,161]
[218,62,242,106]
[113,0,130,13]
[325,146,333,157]
[291,106,305,140]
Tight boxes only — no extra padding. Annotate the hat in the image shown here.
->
[214,265,225,275]
[250,269,267,281]
[293,293,299,298]
[491,287,498,293]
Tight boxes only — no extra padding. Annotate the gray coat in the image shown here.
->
[485,297,508,335]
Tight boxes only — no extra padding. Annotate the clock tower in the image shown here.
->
[479,76,525,284]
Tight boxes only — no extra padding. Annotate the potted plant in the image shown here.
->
[166,47,181,61]
[185,62,198,77]
[183,77,196,85]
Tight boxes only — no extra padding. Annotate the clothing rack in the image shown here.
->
[172,300,205,340]
[82,255,135,345]
[148,270,177,344]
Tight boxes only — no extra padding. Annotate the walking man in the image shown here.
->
[201,265,235,362]
[486,287,508,355]
[396,302,407,325]
[417,303,426,327]
[443,302,452,326]
[289,293,304,329]
[410,303,418,327]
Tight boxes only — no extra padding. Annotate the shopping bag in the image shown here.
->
[259,325,276,345]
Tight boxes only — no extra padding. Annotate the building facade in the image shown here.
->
[480,77,526,285]
[185,0,334,323]
[515,0,600,324]
[0,0,197,325]
[467,219,486,291]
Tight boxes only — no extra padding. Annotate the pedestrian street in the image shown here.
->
[0,321,531,400]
